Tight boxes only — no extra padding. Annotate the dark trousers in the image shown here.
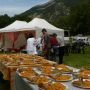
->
[50,46,59,61]
[0,71,10,90]
[58,46,65,64]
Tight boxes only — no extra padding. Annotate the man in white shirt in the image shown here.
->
[26,34,38,54]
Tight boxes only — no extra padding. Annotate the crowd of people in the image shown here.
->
[26,28,87,64]
[26,28,64,64]
[64,38,86,56]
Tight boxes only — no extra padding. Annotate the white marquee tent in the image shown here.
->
[21,18,64,37]
[0,20,27,32]
[0,18,64,51]
[0,20,27,51]
[0,18,64,37]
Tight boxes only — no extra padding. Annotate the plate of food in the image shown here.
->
[56,64,73,74]
[18,68,37,78]
[40,82,68,90]
[73,70,90,79]
[80,70,90,76]
[19,71,36,77]
[41,66,56,75]
[33,75,51,85]
[72,79,90,89]
[51,74,73,82]
[6,62,18,66]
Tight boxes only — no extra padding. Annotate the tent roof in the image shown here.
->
[23,18,63,31]
[0,18,63,32]
[0,20,27,32]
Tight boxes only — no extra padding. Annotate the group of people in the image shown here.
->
[26,28,64,64]
[64,38,86,56]
[71,39,85,54]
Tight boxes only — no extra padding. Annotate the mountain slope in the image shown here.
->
[21,0,81,20]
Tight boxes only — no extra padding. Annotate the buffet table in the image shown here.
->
[0,54,90,90]
[0,62,33,90]
[14,72,88,90]
[0,54,56,90]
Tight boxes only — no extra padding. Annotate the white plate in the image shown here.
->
[51,82,68,90]
[52,74,73,82]
[72,79,90,89]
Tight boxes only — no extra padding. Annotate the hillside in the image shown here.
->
[20,0,81,22]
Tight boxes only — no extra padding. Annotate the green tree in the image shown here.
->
[51,16,70,30]
[0,14,11,28]
[69,0,90,35]
[12,15,32,22]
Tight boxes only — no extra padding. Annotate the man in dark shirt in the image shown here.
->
[41,28,50,59]
[50,33,59,60]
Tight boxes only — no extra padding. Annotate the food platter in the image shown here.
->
[40,82,68,90]
[51,74,73,82]
[56,64,73,74]
[18,67,37,78]
[72,79,90,89]
[73,72,90,79]
[27,75,52,86]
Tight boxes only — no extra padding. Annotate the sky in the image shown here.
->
[0,0,49,16]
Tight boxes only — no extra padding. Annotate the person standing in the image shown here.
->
[26,33,38,55]
[58,46,65,64]
[57,36,65,64]
[41,28,50,59]
[50,33,59,60]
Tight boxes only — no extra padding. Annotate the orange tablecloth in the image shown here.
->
[0,62,32,90]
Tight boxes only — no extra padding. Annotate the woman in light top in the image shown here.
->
[26,33,38,55]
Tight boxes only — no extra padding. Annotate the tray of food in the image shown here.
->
[40,82,68,90]
[56,64,73,74]
[72,79,90,89]
[27,75,52,85]
[50,74,73,82]
[40,66,56,75]
[73,70,90,79]
[18,67,37,78]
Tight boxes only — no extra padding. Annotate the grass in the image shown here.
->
[63,46,90,68]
